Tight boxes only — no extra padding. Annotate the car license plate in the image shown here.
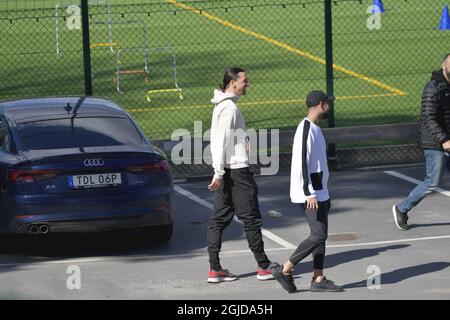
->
[68,173,122,188]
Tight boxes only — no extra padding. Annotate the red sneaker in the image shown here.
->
[257,267,274,281]
[207,269,239,283]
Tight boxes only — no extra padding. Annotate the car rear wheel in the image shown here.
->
[157,223,173,244]
[137,223,173,244]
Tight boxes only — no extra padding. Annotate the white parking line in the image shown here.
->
[384,170,450,197]
[174,185,297,249]
[0,249,285,268]
[174,185,214,209]
[2,234,450,268]
[327,234,450,248]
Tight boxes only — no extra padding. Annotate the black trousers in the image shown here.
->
[207,167,270,271]
[289,200,330,270]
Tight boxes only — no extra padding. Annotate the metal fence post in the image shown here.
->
[80,0,93,95]
[324,0,336,166]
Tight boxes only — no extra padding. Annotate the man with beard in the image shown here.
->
[206,67,272,283]
[392,53,450,231]
[270,90,343,293]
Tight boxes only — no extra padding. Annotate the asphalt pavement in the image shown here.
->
[0,165,449,300]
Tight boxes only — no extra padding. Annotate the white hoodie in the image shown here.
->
[210,89,249,180]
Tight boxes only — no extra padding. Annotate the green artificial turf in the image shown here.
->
[0,0,448,140]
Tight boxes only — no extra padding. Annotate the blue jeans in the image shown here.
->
[398,149,447,214]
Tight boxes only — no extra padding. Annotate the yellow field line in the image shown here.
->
[166,0,406,96]
[337,93,399,100]
[129,93,400,113]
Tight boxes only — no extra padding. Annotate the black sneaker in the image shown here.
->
[310,277,343,292]
[392,205,409,231]
[269,262,297,293]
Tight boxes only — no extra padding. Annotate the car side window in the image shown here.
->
[0,119,5,146]
[0,118,11,152]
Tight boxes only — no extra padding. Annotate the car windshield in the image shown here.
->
[15,117,143,150]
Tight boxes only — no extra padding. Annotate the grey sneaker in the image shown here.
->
[310,277,343,292]
[392,205,409,230]
[270,262,297,293]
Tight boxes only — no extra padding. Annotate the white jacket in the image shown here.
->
[290,118,330,203]
[210,89,249,180]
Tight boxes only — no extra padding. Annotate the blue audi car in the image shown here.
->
[0,96,173,242]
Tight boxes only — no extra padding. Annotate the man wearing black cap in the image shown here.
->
[270,90,343,293]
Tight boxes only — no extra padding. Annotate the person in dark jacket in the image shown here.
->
[392,53,450,230]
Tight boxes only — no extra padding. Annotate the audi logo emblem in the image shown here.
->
[83,159,105,167]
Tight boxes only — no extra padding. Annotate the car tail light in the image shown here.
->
[9,169,61,183]
[127,160,170,174]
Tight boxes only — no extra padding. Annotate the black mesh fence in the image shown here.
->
[0,1,85,98]
[1,0,449,176]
